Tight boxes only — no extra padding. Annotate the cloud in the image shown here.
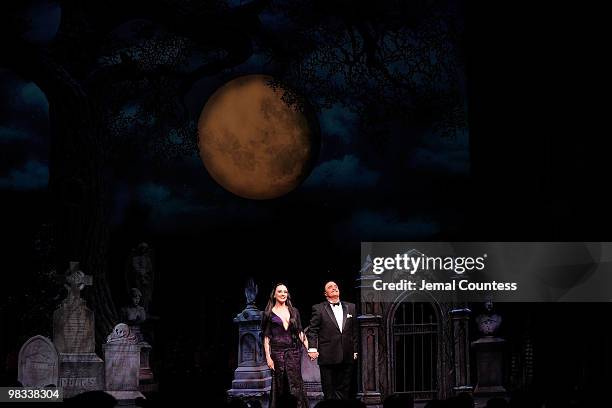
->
[136,182,213,225]
[23,0,62,45]
[0,160,49,190]
[304,154,380,190]
[409,130,470,174]
[0,126,30,143]
[231,51,270,73]
[342,210,440,240]
[138,182,171,204]
[409,147,470,173]
[319,104,358,143]
[121,102,140,118]
[0,71,49,120]
[19,82,49,112]
[259,7,295,33]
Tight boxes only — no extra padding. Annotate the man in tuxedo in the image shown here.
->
[307,281,358,400]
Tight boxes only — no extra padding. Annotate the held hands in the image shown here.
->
[306,351,355,360]
[266,356,275,371]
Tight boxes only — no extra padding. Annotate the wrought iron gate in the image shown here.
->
[392,301,439,400]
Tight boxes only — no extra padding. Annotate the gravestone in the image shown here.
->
[450,307,473,395]
[18,336,59,387]
[53,262,104,397]
[53,262,95,353]
[227,279,272,408]
[104,323,145,403]
[300,336,324,408]
[472,301,506,396]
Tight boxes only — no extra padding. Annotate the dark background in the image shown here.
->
[1,0,609,405]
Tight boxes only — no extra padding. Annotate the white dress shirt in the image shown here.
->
[330,301,343,332]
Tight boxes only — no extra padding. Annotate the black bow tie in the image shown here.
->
[331,302,340,306]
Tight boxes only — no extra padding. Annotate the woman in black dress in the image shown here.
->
[261,283,309,408]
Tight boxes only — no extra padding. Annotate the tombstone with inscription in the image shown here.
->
[18,336,59,387]
[103,323,144,402]
[53,262,104,397]
[227,279,272,407]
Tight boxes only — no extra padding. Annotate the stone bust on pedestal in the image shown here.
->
[472,299,506,396]
[121,288,146,341]
[120,287,156,385]
[476,299,502,337]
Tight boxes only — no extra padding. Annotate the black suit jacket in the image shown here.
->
[307,301,358,365]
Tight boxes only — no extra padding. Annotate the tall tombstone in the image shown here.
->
[18,336,59,387]
[450,307,473,395]
[472,300,506,397]
[103,324,145,403]
[357,255,384,406]
[301,330,324,408]
[53,262,104,397]
[227,279,272,408]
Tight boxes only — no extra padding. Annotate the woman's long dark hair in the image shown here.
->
[261,283,302,342]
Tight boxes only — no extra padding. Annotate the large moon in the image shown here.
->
[198,75,319,199]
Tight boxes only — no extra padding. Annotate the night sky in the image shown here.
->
[1,0,608,404]
[1,3,469,242]
[0,1,474,305]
